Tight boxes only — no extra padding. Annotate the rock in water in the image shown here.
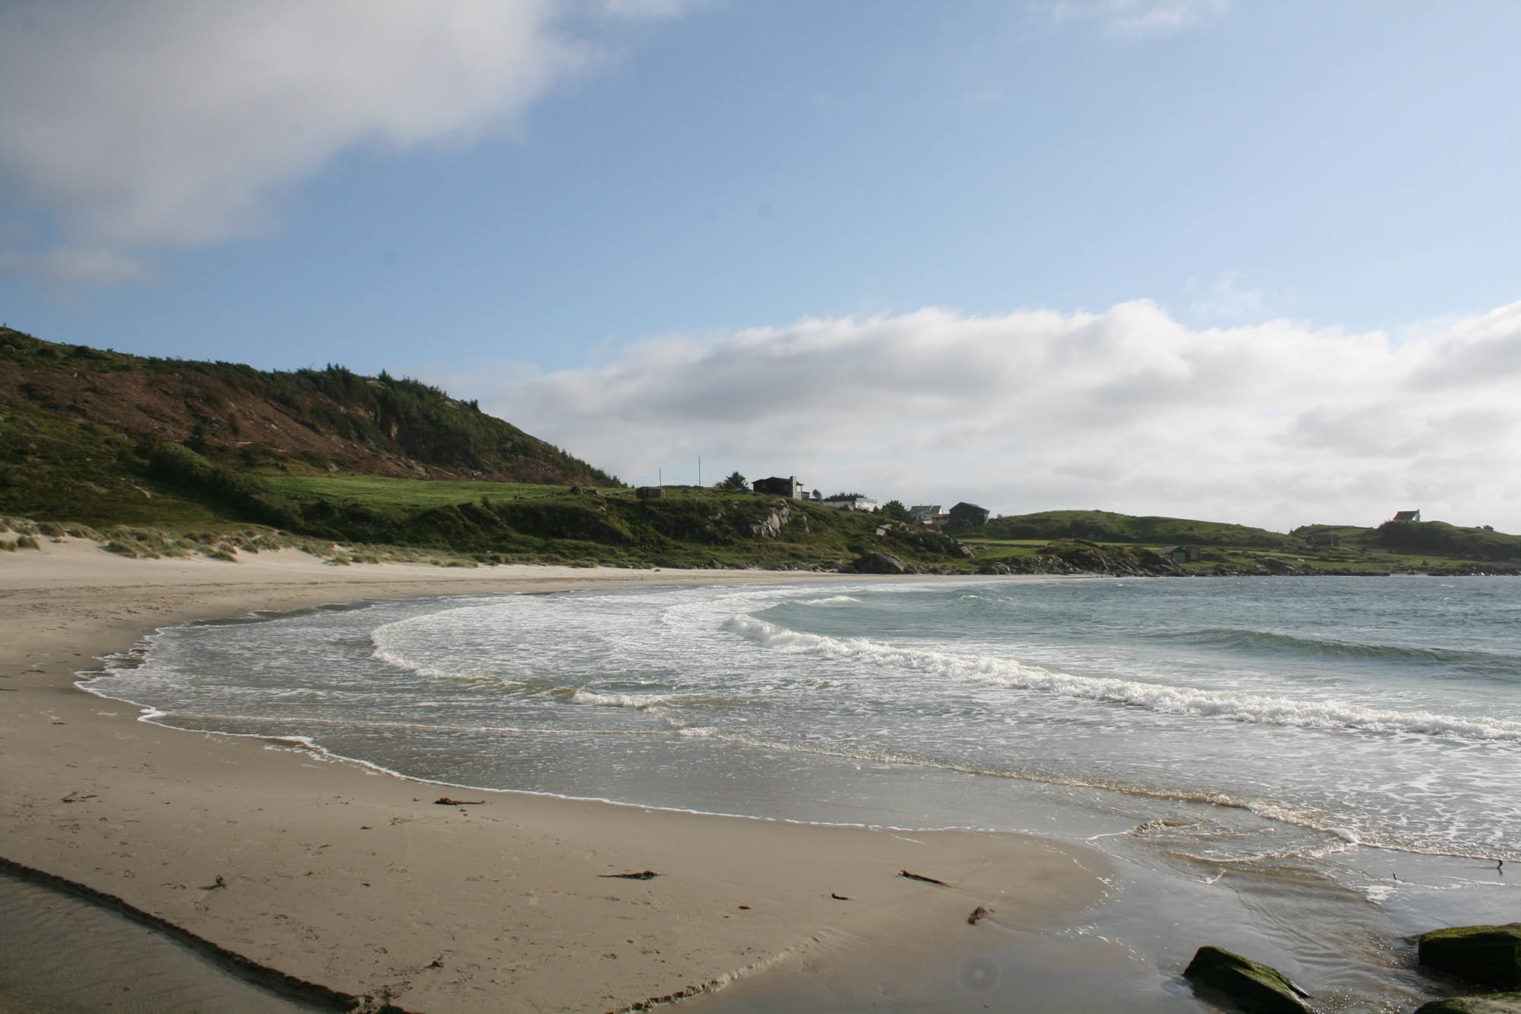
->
[1413,994,1521,1014]
[1419,925,1521,989]
[1183,946,1312,1014]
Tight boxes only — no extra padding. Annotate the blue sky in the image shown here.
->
[3,1,1520,531]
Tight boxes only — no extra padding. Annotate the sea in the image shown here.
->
[80,576,1521,1012]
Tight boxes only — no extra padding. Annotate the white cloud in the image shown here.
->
[444,300,1521,533]
[1047,0,1229,38]
[0,246,151,287]
[0,1,667,284]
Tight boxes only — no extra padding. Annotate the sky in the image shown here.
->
[3,0,1520,533]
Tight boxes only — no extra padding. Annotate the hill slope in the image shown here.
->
[0,326,615,524]
[983,509,1297,549]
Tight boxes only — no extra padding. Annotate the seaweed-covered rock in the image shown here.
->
[1183,946,1313,1014]
[1419,925,1521,989]
[1413,994,1521,1014]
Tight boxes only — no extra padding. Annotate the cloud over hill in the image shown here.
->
[453,299,1521,533]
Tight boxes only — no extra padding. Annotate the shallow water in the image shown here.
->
[0,869,322,1013]
[81,575,1521,1010]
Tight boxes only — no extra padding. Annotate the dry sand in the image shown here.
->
[0,539,1112,1012]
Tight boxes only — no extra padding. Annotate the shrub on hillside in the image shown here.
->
[146,443,302,529]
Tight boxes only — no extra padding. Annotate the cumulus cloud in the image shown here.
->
[1047,0,1229,38]
[447,300,1521,533]
[0,1,654,284]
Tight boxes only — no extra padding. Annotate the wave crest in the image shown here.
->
[570,689,676,710]
[724,615,1521,744]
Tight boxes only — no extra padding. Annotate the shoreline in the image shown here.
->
[1,540,1114,1012]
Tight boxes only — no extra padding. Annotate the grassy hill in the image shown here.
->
[983,509,1298,549]
[965,511,1521,575]
[0,327,976,571]
[0,326,617,526]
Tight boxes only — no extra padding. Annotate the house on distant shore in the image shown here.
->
[821,494,878,511]
[909,505,942,525]
[1163,544,1201,564]
[946,502,991,529]
[636,486,665,500]
[1391,509,1422,523]
[752,476,803,498]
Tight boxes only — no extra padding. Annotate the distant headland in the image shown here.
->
[4,326,1517,576]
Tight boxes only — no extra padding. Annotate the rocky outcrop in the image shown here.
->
[1183,946,1313,1014]
[747,503,792,539]
[1419,925,1521,989]
[1040,539,1185,577]
[850,551,907,574]
[1414,994,1521,1014]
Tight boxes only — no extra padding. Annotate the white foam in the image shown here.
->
[725,615,1521,744]
[570,689,676,710]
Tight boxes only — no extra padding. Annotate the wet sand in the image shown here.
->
[0,540,1115,1012]
[0,862,327,1013]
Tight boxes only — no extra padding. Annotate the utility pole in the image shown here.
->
[698,457,702,487]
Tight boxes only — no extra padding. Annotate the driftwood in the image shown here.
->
[599,870,660,880]
[831,892,850,901]
[434,797,483,806]
[899,870,951,887]
[967,906,988,925]
[200,874,227,891]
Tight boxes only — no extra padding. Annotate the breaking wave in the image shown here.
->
[725,614,1521,744]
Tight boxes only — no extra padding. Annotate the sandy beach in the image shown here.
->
[0,539,1113,1013]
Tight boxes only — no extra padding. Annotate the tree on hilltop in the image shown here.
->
[716,471,748,491]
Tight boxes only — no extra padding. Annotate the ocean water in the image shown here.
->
[82,576,1521,1011]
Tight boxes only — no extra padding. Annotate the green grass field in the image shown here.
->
[263,474,575,508]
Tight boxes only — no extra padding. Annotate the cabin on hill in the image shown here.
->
[1391,509,1422,523]
[1163,544,1201,563]
[752,475,803,498]
[821,494,878,511]
[946,502,991,529]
